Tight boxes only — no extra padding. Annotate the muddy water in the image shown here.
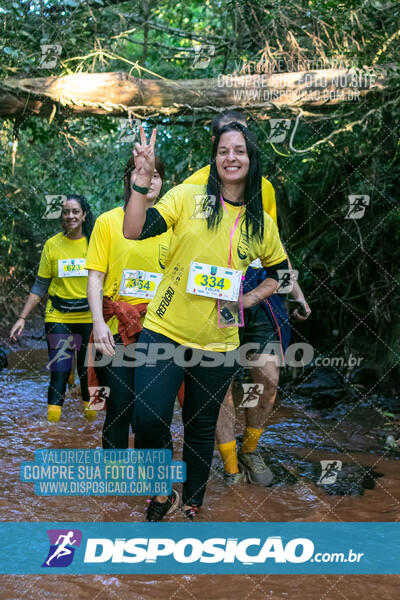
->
[0,347,399,599]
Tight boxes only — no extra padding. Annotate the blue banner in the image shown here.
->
[0,522,398,574]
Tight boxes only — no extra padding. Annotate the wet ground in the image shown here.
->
[0,341,399,599]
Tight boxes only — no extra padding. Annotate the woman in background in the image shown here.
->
[10,195,95,422]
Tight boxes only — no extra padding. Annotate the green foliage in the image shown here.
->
[0,0,399,388]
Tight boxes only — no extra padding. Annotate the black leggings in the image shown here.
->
[134,328,237,507]
[95,334,136,450]
[45,321,92,406]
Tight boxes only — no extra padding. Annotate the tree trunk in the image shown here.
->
[0,64,396,119]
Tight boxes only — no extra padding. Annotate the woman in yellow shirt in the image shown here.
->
[10,195,94,422]
[86,156,170,450]
[123,124,290,521]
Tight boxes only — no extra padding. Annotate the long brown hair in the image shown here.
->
[123,155,165,207]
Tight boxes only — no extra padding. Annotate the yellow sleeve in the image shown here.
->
[37,240,52,278]
[85,215,111,272]
[260,215,287,268]
[261,177,277,226]
[154,185,184,228]
[183,164,210,185]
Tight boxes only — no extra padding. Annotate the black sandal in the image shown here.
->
[145,489,180,522]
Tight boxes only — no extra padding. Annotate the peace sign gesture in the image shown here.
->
[133,126,157,183]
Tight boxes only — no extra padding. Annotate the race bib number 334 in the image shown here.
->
[186,261,242,301]
[58,259,88,278]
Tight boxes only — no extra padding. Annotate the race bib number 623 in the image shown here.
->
[58,258,88,278]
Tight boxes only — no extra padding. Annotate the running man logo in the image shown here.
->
[276,269,298,294]
[87,386,110,411]
[42,529,82,568]
[42,195,67,219]
[191,194,216,219]
[345,195,370,219]
[317,460,342,485]
[45,334,82,372]
[267,119,291,144]
[192,44,215,69]
[40,44,62,68]
[118,117,141,144]
[239,383,264,408]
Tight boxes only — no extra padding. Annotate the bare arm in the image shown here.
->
[242,278,279,309]
[123,126,157,240]
[87,269,115,356]
[10,292,42,341]
[282,245,311,321]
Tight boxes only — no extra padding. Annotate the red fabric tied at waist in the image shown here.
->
[87,297,148,401]
[101,296,147,346]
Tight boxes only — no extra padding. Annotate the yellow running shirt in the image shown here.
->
[143,184,287,352]
[85,207,171,335]
[37,232,92,324]
[184,165,278,225]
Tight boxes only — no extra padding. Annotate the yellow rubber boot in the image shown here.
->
[218,440,239,474]
[242,427,263,454]
[83,401,97,422]
[48,404,62,422]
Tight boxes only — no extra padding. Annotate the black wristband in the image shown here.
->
[131,182,149,195]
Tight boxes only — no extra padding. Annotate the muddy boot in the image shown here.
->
[48,404,62,422]
[83,401,96,421]
[238,450,274,486]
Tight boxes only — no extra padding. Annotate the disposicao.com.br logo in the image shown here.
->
[83,536,362,565]
[0,522,383,574]
[42,529,82,567]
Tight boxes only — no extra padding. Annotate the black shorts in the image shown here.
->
[239,303,278,355]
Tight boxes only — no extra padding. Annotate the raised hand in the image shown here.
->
[133,126,157,183]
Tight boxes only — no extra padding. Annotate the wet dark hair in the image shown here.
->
[63,194,94,241]
[212,109,247,136]
[123,155,165,207]
[206,121,264,242]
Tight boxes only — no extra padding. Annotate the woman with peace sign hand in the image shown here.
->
[124,123,290,521]
[86,144,170,451]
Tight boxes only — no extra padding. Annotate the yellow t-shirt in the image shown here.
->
[85,207,172,335]
[184,165,278,226]
[143,184,287,352]
[37,232,92,324]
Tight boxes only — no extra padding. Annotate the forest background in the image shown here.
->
[0,0,399,392]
